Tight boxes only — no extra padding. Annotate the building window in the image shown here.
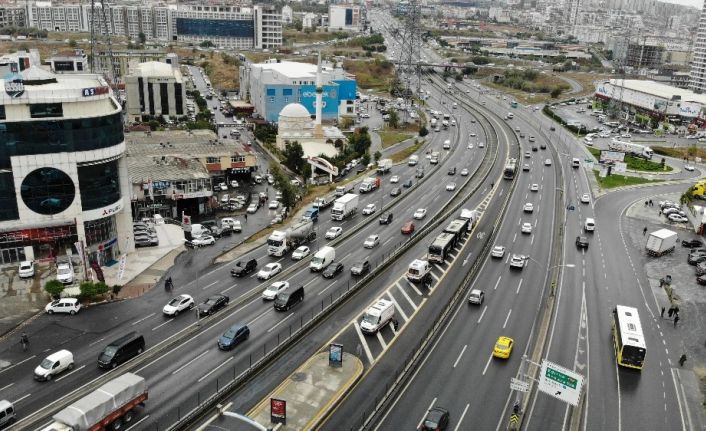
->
[0,105,5,120]
[160,82,169,114]
[230,155,245,163]
[78,159,121,211]
[283,88,293,96]
[284,97,289,103]
[269,97,274,103]
[84,216,117,248]
[29,103,63,118]
[147,83,155,115]
[20,167,75,215]
[137,77,145,111]
[175,83,183,115]
[206,156,219,163]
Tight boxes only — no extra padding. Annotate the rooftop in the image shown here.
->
[127,156,210,183]
[252,60,336,80]
[125,130,253,158]
[130,61,183,81]
[606,79,706,104]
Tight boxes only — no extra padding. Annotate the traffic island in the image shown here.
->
[247,351,363,430]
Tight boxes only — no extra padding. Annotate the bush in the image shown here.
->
[45,279,65,298]
[419,125,429,137]
[79,281,110,300]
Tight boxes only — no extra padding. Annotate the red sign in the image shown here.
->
[182,214,191,225]
[270,398,286,425]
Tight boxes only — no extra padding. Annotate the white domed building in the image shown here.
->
[275,102,347,158]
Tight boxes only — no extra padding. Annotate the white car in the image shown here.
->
[413,208,427,219]
[19,260,35,278]
[446,182,457,191]
[363,204,377,215]
[524,151,531,159]
[247,203,258,214]
[478,142,485,148]
[292,246,310,260]
[325,227,343,239]
[221,194,230,204]
[45,298,81,315]
[523,203,534,213]
[268,200,280,210]
[262,281,289,300]
[530,184,539,192]
[467,144,474,149]
[684,164,695,172]
[218,183,228,191]
[668,214,688,223]
[390,175,400,183]
[163,294,195,316]
[364,234,380,248]
[510,254,528,269]
[56,262,74,284]
[230,180,239,188]
[521,222,533,234]
[461,168,469,176]
[544,159,552,166]
[523,164,530,171]
[257,263,283,280]
[491,246,505,258]
[580,193,590,204]
[192,235,216,246]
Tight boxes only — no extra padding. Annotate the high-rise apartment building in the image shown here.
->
[691,0,706,93]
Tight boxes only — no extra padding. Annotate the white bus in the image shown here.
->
[611,305,646,370]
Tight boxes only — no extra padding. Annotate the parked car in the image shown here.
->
[198,294,229,316]
[682,239,703,248]
[18,260,35,278]
[191,235,216,247]
[45,298,81,315]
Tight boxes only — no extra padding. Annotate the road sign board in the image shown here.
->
[510,377,529,392]
[538,360,584,406]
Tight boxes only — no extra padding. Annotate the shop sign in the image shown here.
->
[82,86,110,97]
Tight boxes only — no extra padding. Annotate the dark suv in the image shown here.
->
[351,258,371,276]
[420,407,449,431]
[687,250,706,265]
[575,236,589,249]
[379,212,393,225]
[231,259,257,277]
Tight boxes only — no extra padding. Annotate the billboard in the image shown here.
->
[599,150,625,164]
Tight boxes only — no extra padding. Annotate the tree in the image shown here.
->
[349,127,372,156]
[340,117,354,129]
[361,153,371,166]
[283,141,305,173]
[374,151,382,162]
[270,164,297,210]
[148,119,160,131]
[79,281,109,300]
[419,125,428,137]
[388,110,399,129]
[550,87,562,98]
[199,40,214,48]
[294,19,303,31]
[45,279,65,298]
[68,39,77,48]
[138,32,146,45]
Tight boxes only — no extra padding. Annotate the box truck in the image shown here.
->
[331,193,359,221]
[646,229,677,257]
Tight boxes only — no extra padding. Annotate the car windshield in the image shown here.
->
[362,313,379,325]
[102,346,118,357]
[58,266,71,275]
[168,298,180,306]
[39,358,53,369]
[496,341,509,349]
[204,298,217,306]
[223,328,237,339]
[20,263,31,270]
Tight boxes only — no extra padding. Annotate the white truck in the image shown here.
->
[313,195,334,209]
[608,139,654,159]
[646,229,677,257]
[430,151,440,164]
[406,259,431,283]
[408,155,419,166]
[459,208,478,229]
[430,118,437,128]
[331,193,359,221]
[360,299,395,334]
[335,184,354,197]
[42,373,147,431]
[267,220,317,257]
[358,177,379,193]
[376,159,393,174]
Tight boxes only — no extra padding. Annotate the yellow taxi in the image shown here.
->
[493,336,514,359]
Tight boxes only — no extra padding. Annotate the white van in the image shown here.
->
[408,155,419,166]
[34,350,74,381]
[584,218,595,232]
[572,158,580,168]
[360,299,395,334]
[309,246,335,272]
[0,400,15,428]
[443,140,451,150]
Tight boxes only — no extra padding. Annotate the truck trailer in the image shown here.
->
[646,229,677,257]
[267,220,317,257]
[42,373,147,431]
[608,139,654,159]
[331,193,359,221]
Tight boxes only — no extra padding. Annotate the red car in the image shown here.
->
[401,221,415,235]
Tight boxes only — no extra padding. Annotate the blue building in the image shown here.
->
[240,61,357,123]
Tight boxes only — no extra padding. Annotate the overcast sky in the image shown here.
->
[661,0,702,8]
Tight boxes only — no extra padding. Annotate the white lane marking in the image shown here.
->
[404,279,423,296]
[221,283,236,294]
[376,330,387,349]
[203,280,218,290]
[397,283,418,310]
[88,337,105,347]
[13,393,31,404]
[482,354,493,375]
[172,350,210,375]
[387,291,409,321]
[247,308,271,327]
[131,313,156,326]
[304,278,317,288]
[352,320,375,364]
[152,319,174,331]
[433,263,445,273]
[383,237,393,247]
[54,364,86,382]
[503,309,512,328]
[513,233,517,243]
[494,276,502,290]
[125,415,150,431]
[198,357,234,383]
[454,403,471,431]
[267,312,293,333]
[453,345,467,368]
[0,356,36,375]
[516,279,523,294]
[478,305,488,323]
[0,383,13,391]
[417,398,438,430]
[429,271,440,281]
[318,281,337,296]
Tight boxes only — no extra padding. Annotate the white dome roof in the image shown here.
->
[279,103,311,119]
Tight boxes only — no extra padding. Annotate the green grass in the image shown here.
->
[379,131,413,149]
[593,170,663,189]
[586,147,672,172]
[389,141,424,163]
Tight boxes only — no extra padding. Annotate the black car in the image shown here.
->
[697,274,706,286]
[420,407,449,431]
[576,236,589,249]
[550,125,556,131]
[322,262,344,279]
[356,166,366,174]
[416,169,425,179]
[231,259,257,277]
[532,146,538,152]
[403,179,413,188]
[218,324,250,350]
[447,167,456,175]
[390,187,401,197]
[351,258,371,276]
[687,251,706,265]
[682,239,703,248]
[379,212,393,224]
[198,294,229,316]
[540,143,547,149]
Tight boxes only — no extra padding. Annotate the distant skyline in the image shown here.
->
[661,0,702,8]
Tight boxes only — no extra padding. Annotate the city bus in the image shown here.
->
[611,305,646,370]
[503,158,518,180]
[428,233,456,263]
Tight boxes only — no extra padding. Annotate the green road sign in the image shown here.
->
[545,367,578,389]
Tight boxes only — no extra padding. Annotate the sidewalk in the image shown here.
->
[247,351,364,430]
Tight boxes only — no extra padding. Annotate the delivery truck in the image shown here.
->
[646,229,677,257]
[360,299,395,334]
[331,193,359,221]
[376,159,393,174]
[358,177,380,193]
[41,373,147,431]
[608,139,654,159]
[313,195,334,209]
[267,220,317,257]
[406,259,431,284]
